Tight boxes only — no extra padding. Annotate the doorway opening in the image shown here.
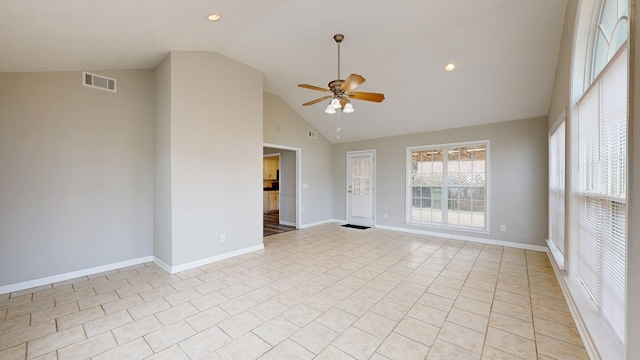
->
[263,144,301,237]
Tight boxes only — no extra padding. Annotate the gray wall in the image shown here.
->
[333,117,548,247]
[168,52,264,266]
[154,54,173,265]
[263,92,333,225]
[0,70,155,286]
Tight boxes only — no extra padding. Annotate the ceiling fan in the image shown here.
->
[298,34,385,114]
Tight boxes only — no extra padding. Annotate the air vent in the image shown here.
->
[308,130,317,139]
[82,71,117,93]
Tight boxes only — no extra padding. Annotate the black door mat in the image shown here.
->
[342,224,371,230]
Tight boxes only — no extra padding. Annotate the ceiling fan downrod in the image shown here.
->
[334,34,344,81]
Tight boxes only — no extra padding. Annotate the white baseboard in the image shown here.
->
[374,224,547,252]
[155,244,265,274]
[0,256,154,295]
[299,219,345,229]
[279,220,296,227]
[545,239,566,270]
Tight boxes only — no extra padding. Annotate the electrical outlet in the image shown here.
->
[499,225,506,232]
[220,233,226,242]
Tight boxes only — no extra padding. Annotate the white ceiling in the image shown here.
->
[0,0,567,143]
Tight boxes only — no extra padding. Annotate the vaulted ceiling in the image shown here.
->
[0,0,567,143]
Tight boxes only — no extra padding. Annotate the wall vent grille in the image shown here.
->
[308,130,317,139]
[82,71,117,93]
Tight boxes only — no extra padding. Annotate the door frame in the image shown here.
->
[264,143,301,229]
[346,149,376,226]
[263,152,281,212]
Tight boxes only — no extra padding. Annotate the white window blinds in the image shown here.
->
[576,48,627,344]
[548,120,565,259]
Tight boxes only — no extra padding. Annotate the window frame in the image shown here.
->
[406,140,490,233]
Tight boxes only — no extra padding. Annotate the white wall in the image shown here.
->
[333,117,549,247]
[169,52,264,266]
[263,92,334,225]
[0,70,155,286]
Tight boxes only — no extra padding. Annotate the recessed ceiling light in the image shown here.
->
[445,63,455,71]
[208,14,221,21]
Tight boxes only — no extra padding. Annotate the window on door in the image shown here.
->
[407,141,488,230]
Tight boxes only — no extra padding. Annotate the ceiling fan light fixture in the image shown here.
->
[324,104,337,114]
[330,98,341,108]
[343,102,355,113]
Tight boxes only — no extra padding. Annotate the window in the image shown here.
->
[576,47,627,344]
[407,141,488,230]
[548,116,566,268]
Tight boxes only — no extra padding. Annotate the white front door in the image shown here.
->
[347,150,375,227]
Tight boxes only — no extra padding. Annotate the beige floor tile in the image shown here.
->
[127,298,172,320]
[426,338,480,360]
[459,286,495,304]
[218,311,263,339]
[179,325,232,359]
[247,299,289,322]
[491,299,532,322]
[219,295,258,316]
[115,282,153,299]
[186,306,231,332]
[27,325,86,358]
[92,338,153,360]
[252,316,299,346]
[314,307,358,333]
[144,320,196,353]
[139,285,177,303]
[112,315,163,344]
[313,345,356,360]
[485,327,537,359]
[447,307,489,333]
[102,294,144,315]
[216,332,271,360]
[353,311,397,339]
[332,326,383,359]
[0,344,26,360]
[84,310,133,337]
[489,312,534,340]
[289,321,339,354]
[0,320,56,351]
[454,295,492,317]
[258,339,314,360]
[531,303,575,327]
[146,344,190,360]
[77,290,119,310]
[395,316,440,346]
[534,318,583,346]
[381,331,431,359]
[535,334,589,360]
[481,345,523,359]
[5,298,54,320]
[281,303,322,327]
[437,321,485,354]
[494,289,531,308]
[0,314,30,336]
[417,293,455,312]
[57,331,117,359]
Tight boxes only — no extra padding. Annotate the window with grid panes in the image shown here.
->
[408,142,487,230]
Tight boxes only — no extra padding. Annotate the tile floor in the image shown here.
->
[0,224,589,359]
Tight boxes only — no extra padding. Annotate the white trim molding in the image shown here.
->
[0,256,154,295]
[299,219,345,229]
[375,224,547,252]
[154,244,265,274]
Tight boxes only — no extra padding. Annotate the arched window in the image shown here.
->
[590,0,628,81]
[571,0,628,349]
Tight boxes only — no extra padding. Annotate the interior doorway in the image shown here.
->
[263,144,301,235]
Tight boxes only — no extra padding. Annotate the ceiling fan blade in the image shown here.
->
[348,91,385,102]
[340,74,366,92]
[302,95,332,106]
[298,84,331,92]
